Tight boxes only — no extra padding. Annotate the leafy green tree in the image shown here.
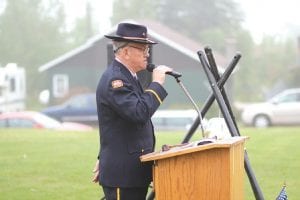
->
[0,0,102,108]
[0,0,75,103]
[286,67,300,88]
[68,1,97,46]
[257,37,296,93]
[0,0,69,68]
[111,0,159,24]
[112,0,244,53]
[235,35,297,101]
[231,30,259,101]
[159,0,243,46]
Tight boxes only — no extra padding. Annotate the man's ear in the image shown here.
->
[123,47,131,60]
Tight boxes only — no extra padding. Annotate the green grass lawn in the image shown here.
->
[0,127,299,199]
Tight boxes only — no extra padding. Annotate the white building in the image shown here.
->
[0,63,26,112]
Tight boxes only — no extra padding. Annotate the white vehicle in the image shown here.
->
[241,88,300,127]
[0,63,26,113]
[151,109,200,131]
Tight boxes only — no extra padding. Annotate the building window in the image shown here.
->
[9,77,16,92]
[53,74,69,98]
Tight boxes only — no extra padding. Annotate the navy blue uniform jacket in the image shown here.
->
[96,59,168,187]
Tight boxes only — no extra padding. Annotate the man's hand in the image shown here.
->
[152,65,173,85]
[92,160,100,183]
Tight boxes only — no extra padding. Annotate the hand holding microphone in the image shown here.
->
[146,63,182,85]
[147,64,182,78]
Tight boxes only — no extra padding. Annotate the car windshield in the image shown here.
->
[33,113,61,129]
[64,94,96,109]
[270,91,300,103]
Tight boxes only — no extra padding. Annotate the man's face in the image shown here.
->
[125,42,150,72]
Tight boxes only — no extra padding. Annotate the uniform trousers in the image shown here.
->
[102,186,148,200]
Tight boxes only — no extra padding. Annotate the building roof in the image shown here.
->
[38,34,106,72]
[140,20,225,63]
[38,19,226,73]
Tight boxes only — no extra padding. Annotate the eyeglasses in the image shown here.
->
[127,45,150,55]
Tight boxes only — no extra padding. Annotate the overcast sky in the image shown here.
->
[237,0,300,42]
[0,0,300,41]
[63,0,300,43]
[1,0,298,44]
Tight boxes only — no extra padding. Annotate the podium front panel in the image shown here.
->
[148,138,245,200]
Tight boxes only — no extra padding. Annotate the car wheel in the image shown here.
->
[253,115,270,128]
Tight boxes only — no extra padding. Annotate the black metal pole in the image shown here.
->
[204,46,241,136]
[198,50,264,200]
[181,53,241,143]
[198,51,239,135]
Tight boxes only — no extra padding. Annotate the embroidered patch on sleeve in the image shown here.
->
[112,80,124,89]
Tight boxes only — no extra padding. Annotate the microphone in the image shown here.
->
[146,63,182,78]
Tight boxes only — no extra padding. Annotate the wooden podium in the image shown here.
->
[140,136,247,200]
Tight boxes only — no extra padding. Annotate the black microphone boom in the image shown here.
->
[146,64,182,78]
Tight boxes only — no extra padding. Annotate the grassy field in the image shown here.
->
[0,127,299,199]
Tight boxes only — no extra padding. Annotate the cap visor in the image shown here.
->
[105,35,157,44]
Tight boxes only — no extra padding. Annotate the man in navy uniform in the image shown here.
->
[92,22,173,200]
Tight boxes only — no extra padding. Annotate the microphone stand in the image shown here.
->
[146,63,206,136]
[174,76,206,137]
[181,53,241,143]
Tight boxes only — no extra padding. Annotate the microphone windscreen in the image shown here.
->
[146,63,155,72]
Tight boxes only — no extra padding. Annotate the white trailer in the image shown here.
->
[0,63,26,113]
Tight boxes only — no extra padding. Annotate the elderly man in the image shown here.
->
[92,22,172,200]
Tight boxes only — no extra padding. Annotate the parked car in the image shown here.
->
[0,111,93,131]
[41,93,98,125]
[151,109,201,131]
[241,88,300,127]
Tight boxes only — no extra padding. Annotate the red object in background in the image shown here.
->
[0,111,93,131]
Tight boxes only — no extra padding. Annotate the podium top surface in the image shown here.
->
[140,136,248,162]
